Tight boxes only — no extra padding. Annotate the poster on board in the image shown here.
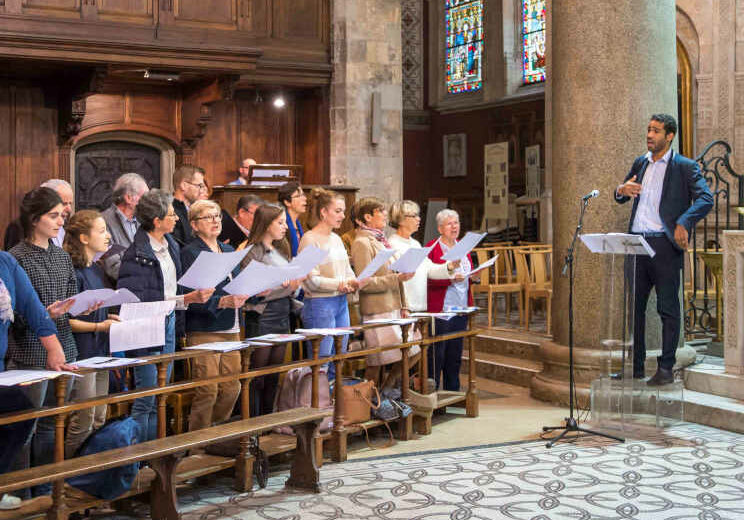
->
[525,144,541,198]
[443,133,467,177]
[484,142,509,227]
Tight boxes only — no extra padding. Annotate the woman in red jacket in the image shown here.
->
[426,209,471,391]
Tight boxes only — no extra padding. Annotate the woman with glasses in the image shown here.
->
[241,204,304,415]
[181,200,250,432]
[426,209,473,391]
[117,189,215,441]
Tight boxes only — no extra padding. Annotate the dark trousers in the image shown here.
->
[633,235,683,374]
[428,315,468,391]
[250,298,290,416]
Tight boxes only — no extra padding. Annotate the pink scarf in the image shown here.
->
[361,225,391,249]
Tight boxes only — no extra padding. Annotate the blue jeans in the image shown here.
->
[302,295,350,380]
[428,315,468,391]
[127,311,175,442]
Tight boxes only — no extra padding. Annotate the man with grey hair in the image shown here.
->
[219,193,263,246]
[3,179,73,250]
[101,173,149,248]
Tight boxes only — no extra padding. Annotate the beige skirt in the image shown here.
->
[363,310,421,366]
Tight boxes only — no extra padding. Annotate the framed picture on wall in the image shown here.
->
[443,133,467,177]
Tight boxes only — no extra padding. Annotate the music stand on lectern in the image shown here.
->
[542,206,653,447]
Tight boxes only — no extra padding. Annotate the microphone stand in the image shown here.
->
[542,196,624,447]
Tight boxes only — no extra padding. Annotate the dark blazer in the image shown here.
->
[218,210,249,247]
[180,237,243,333]
[171,198,194,248]
[117,227,186,339]
[615,150,713,249]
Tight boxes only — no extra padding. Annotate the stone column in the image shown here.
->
[532,0,678,404]
[330,0,404,203]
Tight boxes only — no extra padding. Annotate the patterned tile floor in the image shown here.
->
[110,422,744,520]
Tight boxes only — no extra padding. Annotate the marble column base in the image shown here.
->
[530,341,697,406]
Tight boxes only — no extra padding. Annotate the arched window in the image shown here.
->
[522,0,546,84]
[445,0,483,94]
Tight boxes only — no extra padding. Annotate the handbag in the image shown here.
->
[338,378,380,427]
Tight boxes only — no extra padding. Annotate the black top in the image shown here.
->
[73,264,110,360]
[171,198,194,248]
[218,210,249,247]
[3,219,23,251]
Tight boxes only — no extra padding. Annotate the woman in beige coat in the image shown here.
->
[350,197,415,387]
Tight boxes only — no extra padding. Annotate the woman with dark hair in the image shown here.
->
[63,209,120,457]
[117,189,214,441]
[241,204,304,415]
[8,187,80,496]
[350,197,415,388]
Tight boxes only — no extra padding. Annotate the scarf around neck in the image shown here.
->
[361,225,391,249]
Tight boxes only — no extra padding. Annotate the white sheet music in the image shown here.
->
[118,301,176,321]
[294,328,355,336]
[390,246,433,274]
[223,261,302,297]
[183,342,249,352]
[441,231,487,261]
[0,370,81,386]
[289,246,330,278]
[74,357,145,368]
[178,249,249,290]
[109,315,166,352]
[580,233,655,257]
[464,255,498,278]
[357,249,396,280]
[65,288,140,317]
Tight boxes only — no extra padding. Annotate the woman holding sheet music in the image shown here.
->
[298,188,362,380]
[117,189,214,441]
[427,209,473,391]
[241,204,304,416]
[63,210,121,457]
[181,200,249,432]
[350,197,416,390]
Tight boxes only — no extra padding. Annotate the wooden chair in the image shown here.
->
[471,247,523,327]
[514,247,553,333]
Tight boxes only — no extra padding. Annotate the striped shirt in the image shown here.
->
[632,149,671,233]
[8,241,78,366]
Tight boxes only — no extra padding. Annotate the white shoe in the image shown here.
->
[0,494,22,510]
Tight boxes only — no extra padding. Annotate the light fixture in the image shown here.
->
[273,95,286,108]
[143,69,180,82]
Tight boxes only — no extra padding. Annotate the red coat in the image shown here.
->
[426,238,474,312]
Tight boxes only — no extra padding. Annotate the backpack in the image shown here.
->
[275,366,332,433]
[66,416,141,499]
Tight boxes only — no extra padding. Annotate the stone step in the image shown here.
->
[461,352,542,388]
[683,389,744,434]
[472,330,543,361]
[683,363,744,401]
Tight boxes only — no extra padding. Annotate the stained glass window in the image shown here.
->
[445,0,483,94]
[522,0,546,84]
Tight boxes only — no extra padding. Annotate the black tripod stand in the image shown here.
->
[542,196,625,448]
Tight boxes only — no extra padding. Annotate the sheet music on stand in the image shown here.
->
[580,233,655,257]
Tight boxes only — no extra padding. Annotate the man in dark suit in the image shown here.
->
[171,165,205,247]
[615,114,713,386]
[219,194,264,247]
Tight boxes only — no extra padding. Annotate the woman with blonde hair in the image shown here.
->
[181,200,250,432]
[298,188,362,380]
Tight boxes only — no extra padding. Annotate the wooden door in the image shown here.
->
[74,141,160,210]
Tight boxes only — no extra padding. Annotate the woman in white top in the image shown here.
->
[299,188,362,380]
[387,200,462,313]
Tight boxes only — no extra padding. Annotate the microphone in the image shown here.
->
[582,189,599,201]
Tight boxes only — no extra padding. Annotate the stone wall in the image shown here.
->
[330,0,404,203]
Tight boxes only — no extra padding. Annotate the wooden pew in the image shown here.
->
[0,408,329,520]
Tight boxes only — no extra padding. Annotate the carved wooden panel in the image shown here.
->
[238,93,293,166]
[238,0,270,36]
[80,94,126,132]
[129,93,178,138]
[0,85,12,237]
[75,140,160,210]
[97,0,154,23]
[22,0,81,17]
[173,0,237,28]
[273,0,326,42]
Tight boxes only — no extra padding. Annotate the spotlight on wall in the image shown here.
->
[273,95,286,108]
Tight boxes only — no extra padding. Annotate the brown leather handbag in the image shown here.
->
[339,379,379,427]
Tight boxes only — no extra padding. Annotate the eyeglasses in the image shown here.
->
[165,212,178,219]
[194,214,222,222]
[404,213,420,219]
[184,181,207,190]
[291,191,306,199]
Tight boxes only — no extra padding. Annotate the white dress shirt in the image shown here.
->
[631,149,672,233]
[148,234,185,310]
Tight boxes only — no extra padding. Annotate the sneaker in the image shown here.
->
[0,494,22,510]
